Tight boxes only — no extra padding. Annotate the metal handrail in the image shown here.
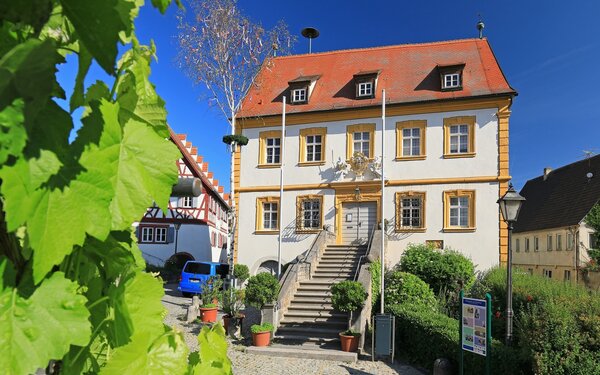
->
[354,224,377,281]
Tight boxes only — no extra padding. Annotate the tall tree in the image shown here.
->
[176,0,295,256]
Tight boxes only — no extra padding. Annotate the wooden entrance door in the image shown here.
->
[341,202,377,245]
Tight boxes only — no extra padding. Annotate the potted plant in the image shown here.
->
[331,280,368,352]
[199,276,223,323]
[250,322,274,347]
[233,264,250,286]
[222,288,245,335]
[244,272,280,314]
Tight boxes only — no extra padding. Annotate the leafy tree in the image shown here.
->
[176,0,295,260]
[585,202,600,247]
[0,1,231,373]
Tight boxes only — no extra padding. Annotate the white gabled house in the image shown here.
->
[233,38,517,274]
[135,129,230,267]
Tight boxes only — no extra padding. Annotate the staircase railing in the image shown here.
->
[273,228,335,331]
[350,226,386,353]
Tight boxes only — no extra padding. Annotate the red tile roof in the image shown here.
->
[237,38,515,118]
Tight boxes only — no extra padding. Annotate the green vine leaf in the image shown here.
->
[100,330,189,375]
[60,0,134,75]
[189,325,233,375]
[109,271,166,346]
[0,272,90,375]
[0,98,26,164]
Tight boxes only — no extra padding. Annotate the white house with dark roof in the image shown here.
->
[135,129,230,267]
[512,154,600,284]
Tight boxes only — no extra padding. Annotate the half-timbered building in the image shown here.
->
[135,129,230,266]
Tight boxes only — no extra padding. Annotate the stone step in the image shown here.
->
[315,264,356,271]
[294,291,331,298]
[286,303,334,311]
[313,271,354,278]
[310,276,353,282]
[246,345,356,363]
[321,250,366,256]
[298,280,334,287]
[281,315,347,325]
[277,324,342,337]
[291,295,332,303]
[318,258,361,263]
[283,310,346,319]
[325,244,367,249]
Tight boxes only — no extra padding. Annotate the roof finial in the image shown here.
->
[476,15,485,39]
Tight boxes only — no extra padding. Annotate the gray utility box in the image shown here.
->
[372,314,395,362]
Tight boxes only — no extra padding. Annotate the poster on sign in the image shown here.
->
[461,297,487,356]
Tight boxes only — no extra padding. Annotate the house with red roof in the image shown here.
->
[135,129,230,268]
[233,38,516,275]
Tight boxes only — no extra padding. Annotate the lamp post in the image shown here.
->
[174,222,182,254]
[497,183,525,346]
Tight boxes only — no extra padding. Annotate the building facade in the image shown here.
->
[135,130,230,267]
[234,38,516,274]
[513,155,600,284]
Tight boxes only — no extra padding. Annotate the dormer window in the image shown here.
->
[353,70,380,99]
[357,81,373,97]
[292,87,307,103]
[443,73,460,89]
[288,75,320,105]
[438,63,465,91]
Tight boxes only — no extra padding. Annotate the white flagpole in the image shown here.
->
[380,89,386,315]
[278,97,286,279]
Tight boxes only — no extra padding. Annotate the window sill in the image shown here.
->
[295,229,321,234]
[443,227,476,233]
[298,161,326,167]
[257,164,281,169]
[443,153,476,159]
[254,230,279,235]
[394,155,426,161]
[395,228,427,233]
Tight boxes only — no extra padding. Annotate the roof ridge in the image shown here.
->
[274,37,485,60]
[530,153,600,180]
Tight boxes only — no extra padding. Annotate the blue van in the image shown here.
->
[178,261,229,297]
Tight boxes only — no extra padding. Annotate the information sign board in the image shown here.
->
[461,297,487,356]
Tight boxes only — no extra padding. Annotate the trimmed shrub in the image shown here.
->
[233,264,250,284]
[384,271,437,310]
[389,303,524,373]
[398,243,475,294]
[244,272,280,309]
[331,281,368,313]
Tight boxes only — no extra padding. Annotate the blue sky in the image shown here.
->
[59,0,600,192]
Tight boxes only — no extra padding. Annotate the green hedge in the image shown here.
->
[384,271,437,310]
[471,267,600,374]
[389,303,524,374]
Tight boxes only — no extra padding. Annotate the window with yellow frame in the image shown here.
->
[255,196,280,233]
[443,190,475,231]
[395,191,426,231]
[258,130,282,168]
[396,120,426,160]
[346,124,375,159]
[299,128,326,166]
[443,116,475,158]
[295,195,324,232]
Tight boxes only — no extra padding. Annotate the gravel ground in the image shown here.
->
[162,284,426,375]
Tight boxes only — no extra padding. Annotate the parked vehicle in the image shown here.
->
[178,261,229,297]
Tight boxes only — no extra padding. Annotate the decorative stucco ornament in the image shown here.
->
[334,157,349,180]
[369,156,382,178]
[349,152,369,179]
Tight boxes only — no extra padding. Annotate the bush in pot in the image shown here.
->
[244,272,280,310]
[330,281,368,352]
[233,264,250,285]
[250,322,274,346]
[222,288,245,336]
[199,276,223,323]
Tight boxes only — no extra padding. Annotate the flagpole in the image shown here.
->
[278,96,286,279]
[380,89,386,315]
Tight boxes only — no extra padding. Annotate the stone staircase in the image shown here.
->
[275,244,367,344]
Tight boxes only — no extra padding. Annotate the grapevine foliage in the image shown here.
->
[0,1,232,374]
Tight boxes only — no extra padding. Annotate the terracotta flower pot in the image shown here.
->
[252,331,271,347]
[200,307,218,323]
[223,315,231,331]
[339,333,359,352]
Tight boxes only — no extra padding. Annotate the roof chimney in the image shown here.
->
[543,167,552,181]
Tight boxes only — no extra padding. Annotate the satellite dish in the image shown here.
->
[301,27,320,53]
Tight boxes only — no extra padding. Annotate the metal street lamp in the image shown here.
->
[174,222,182,254]
[497,183,526,346]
